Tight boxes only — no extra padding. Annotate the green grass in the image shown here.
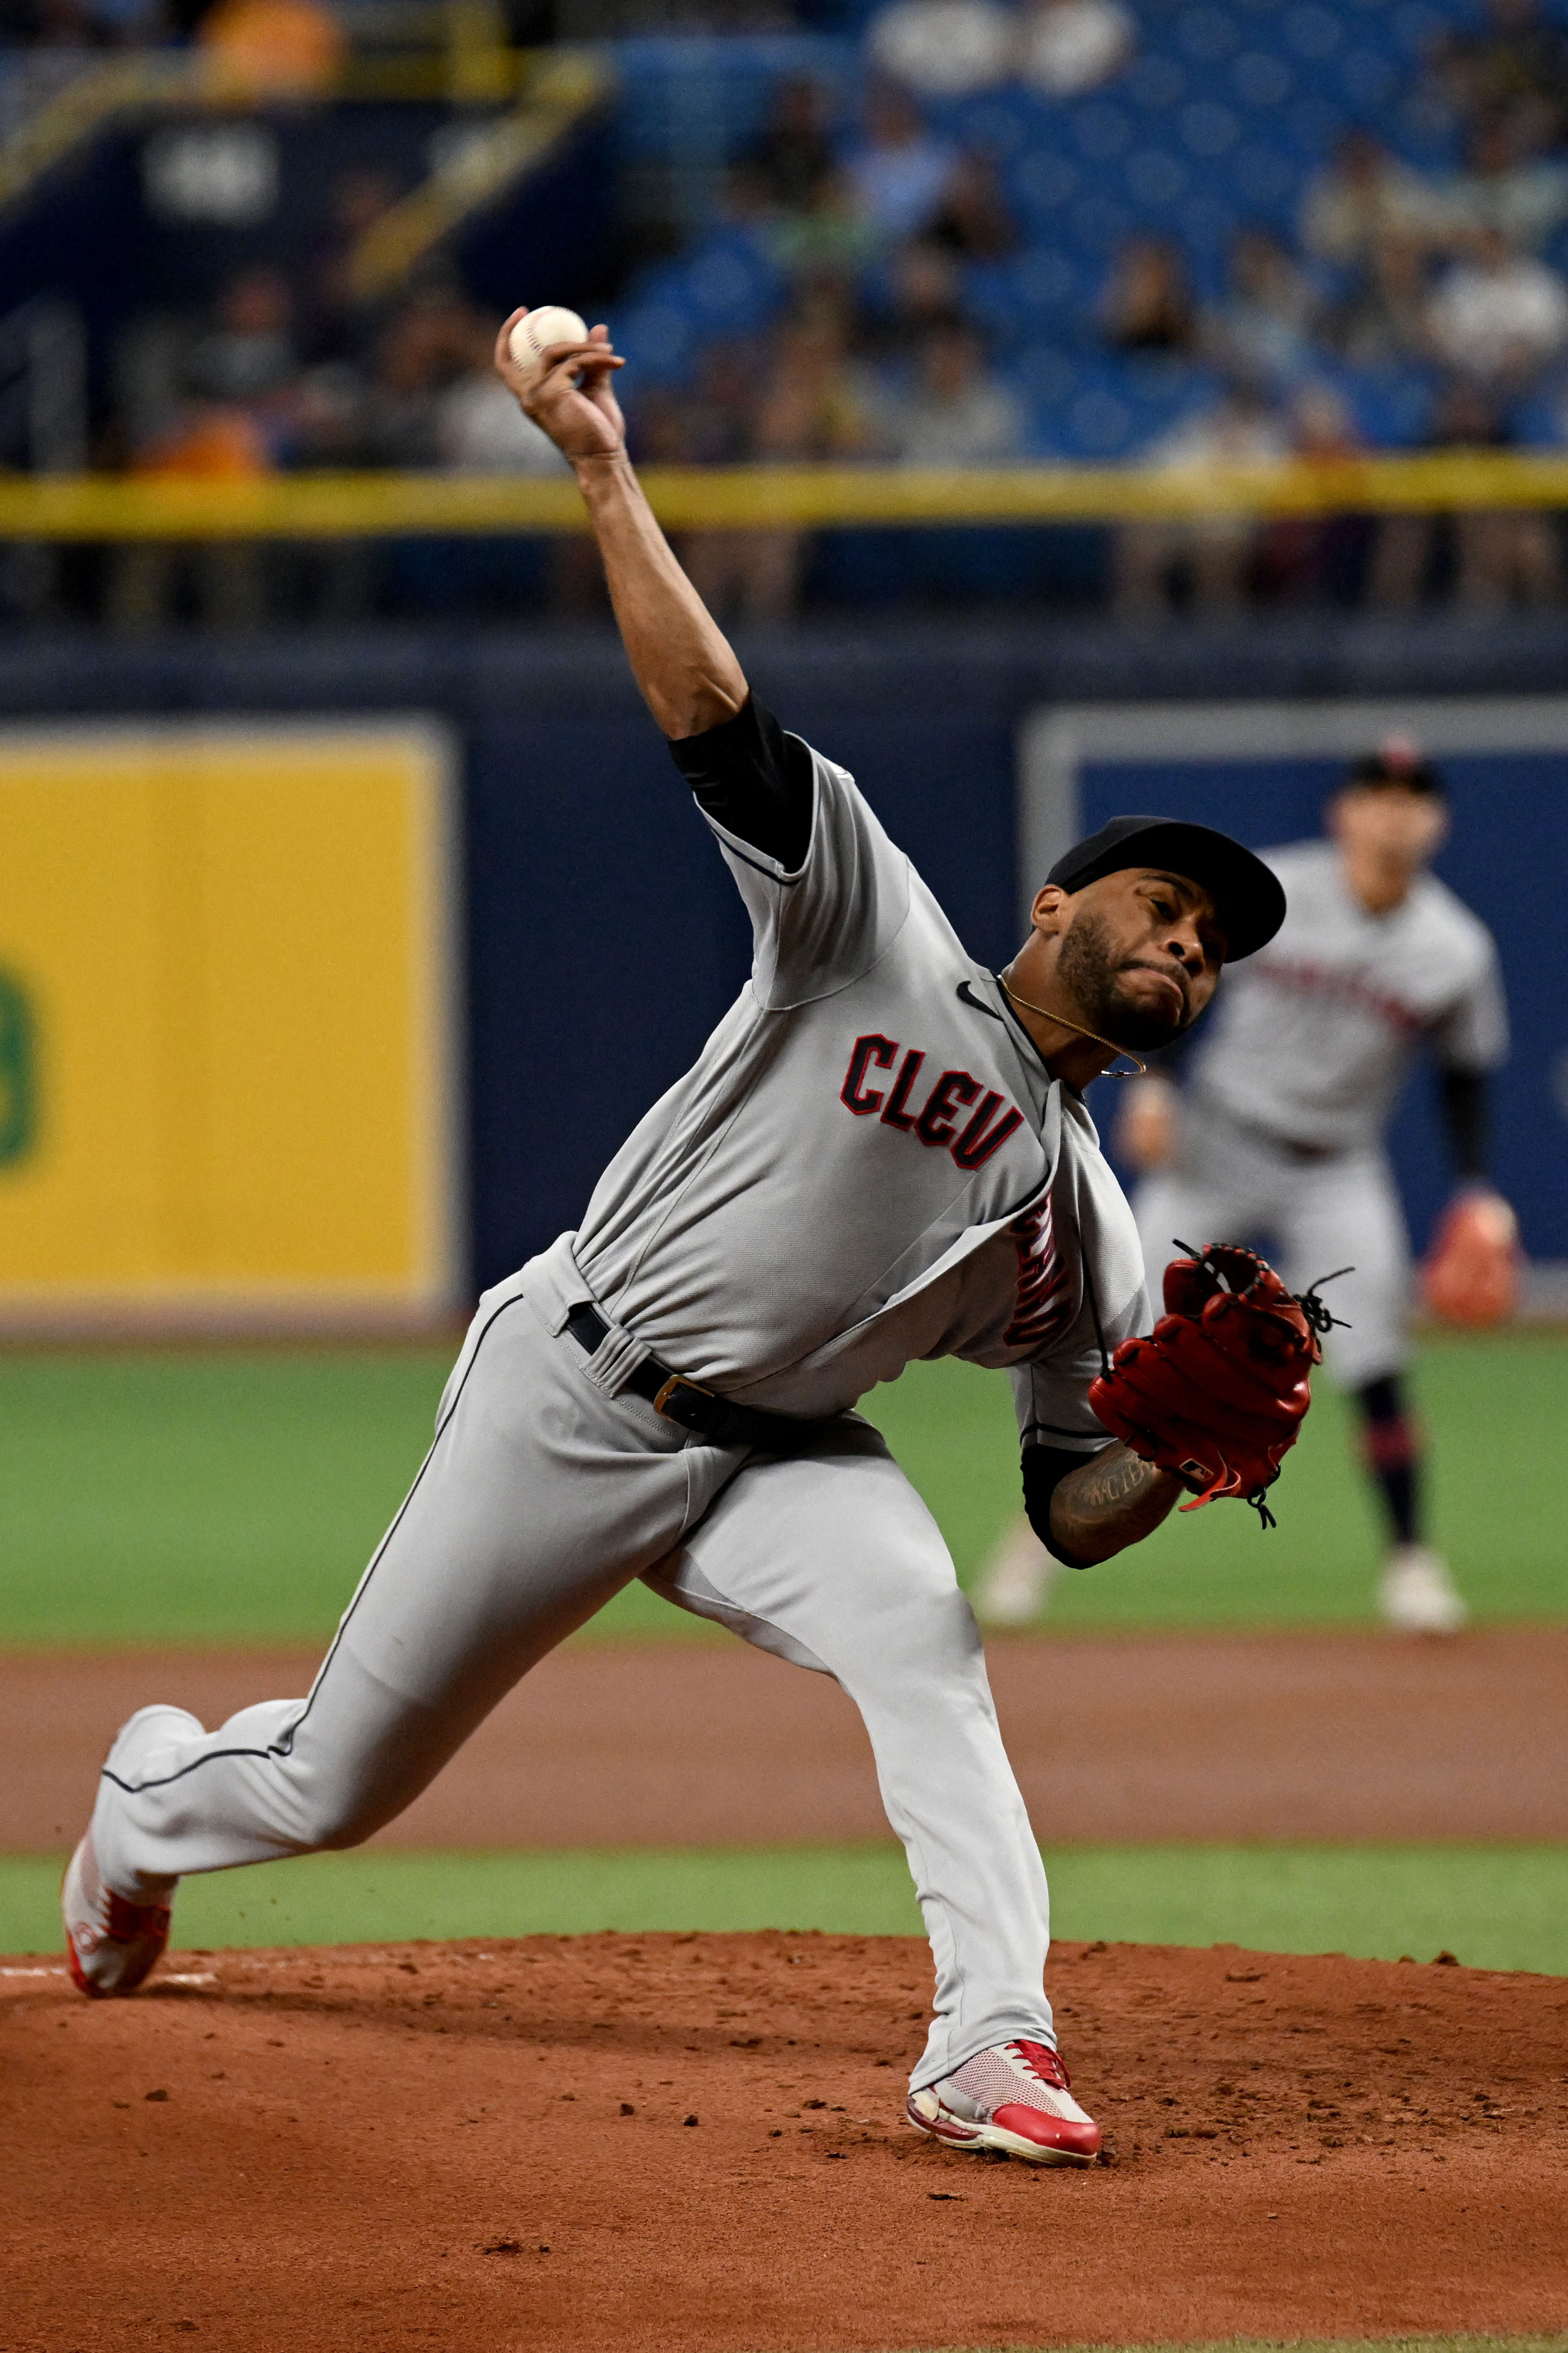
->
[6,1843,1564,1970]
[0,1348,453,1650]
[0,1336,1563,1650]
[865,1335,1568,1634]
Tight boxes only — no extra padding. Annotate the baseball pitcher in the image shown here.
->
[979,740,1511,1636]
[63,311,1301,2169]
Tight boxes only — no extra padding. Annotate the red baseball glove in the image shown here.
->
[1421,1189,1520,1328]
[1088,1243,1337,1526]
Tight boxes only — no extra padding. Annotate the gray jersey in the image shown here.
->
[1189,840,1508,1154]
[559,744,1146,1453]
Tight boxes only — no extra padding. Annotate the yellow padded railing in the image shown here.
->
[3,451,1568,537]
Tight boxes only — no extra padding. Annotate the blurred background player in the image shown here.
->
[978,739,1511,1637]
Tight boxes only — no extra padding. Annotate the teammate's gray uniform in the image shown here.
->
[1136,840,1507,1385]
[91,744,1146,2092]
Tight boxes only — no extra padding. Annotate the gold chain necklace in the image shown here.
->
[998,977,1149,1079]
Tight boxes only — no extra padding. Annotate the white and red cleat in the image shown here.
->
[62,1702,197,1995]
[908,2039,1102,2166]
[62,1829,173,1998]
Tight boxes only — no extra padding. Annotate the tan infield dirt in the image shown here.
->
[7,1626,1568,1853]
[5,1933,1564,2352]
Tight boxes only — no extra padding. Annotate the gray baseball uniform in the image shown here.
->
[90,728,1145,2093]
[1136,839,1507,1385]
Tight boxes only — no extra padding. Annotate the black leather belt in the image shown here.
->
[564,1302,822,1452]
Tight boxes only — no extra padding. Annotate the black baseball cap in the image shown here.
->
[1046,815,1286,961]
[1344,735,1444,793]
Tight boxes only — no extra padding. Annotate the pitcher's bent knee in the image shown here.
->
[264,1736,426,1855]
[294,1784,404,1854]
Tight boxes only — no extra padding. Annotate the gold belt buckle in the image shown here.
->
[652,1372,716,1420]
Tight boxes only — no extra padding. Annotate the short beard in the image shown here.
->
[1056,910,1188,1052]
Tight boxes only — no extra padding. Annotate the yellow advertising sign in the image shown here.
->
[0,720,458,1330]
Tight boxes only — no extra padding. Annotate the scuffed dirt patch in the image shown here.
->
[5,1934,1565,2352]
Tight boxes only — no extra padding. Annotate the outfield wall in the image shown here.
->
[0,720,460,1331]
[1,613,1565,1315]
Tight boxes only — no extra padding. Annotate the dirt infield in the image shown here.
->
[6,1933,1564,2352]
[7,1626,1568,1853]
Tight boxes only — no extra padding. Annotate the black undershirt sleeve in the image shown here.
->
[1439,1067,1489,1182]
[1021,1443,1098,1568]
[667,693,814,871]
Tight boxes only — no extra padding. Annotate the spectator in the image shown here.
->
[1114,385,1288,618]
[1442,110,1568,252]
[1290,379,1360,462]
[866,0,1013,99]
[860,237,966,364]
[882,321,1026,464]
[668,338,762,469]
[109,398,272,632]
[740,76,837,214]
[1299,131,1444,271]
[131,400,271,480]
[1367,380,1562,609]
[756,289,883,464]
[1324,235,1436,367]
[1429,0,1568,149]
[731,291,885,620]
[844,85,958,247]
[284,360,365,467]
[1203,227,1319,391]
[1100,235,1197,355]
[1427,225,1568,385]
[1255,381,1366,605]
[435,363,569,475]
[185,267,298,419]
[922,150,1017,261]
[198,0,345,99]
[767,167,883,286]
[301,168,400,365]
[662,341,775,622]
[1017,0,1134,97]
[357,295,476,467]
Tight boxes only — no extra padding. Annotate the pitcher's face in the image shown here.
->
[1033,867,1225,1051]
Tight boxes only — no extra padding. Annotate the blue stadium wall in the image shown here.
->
[5,613,1566,1293]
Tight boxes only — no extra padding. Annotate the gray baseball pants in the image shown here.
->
[90,1261,1056,2092]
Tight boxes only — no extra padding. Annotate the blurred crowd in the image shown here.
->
[617,0,1568,618]
[95,161,578,623]
[14,0,1568,619]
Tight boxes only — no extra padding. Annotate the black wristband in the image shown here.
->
[1021,1443,1101,1568]
[1439,1066,1489,1183]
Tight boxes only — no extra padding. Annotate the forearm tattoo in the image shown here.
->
[1049,1443,1183,1566]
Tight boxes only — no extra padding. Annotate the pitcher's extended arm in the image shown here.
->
[495,311,746,741]
[1045,1445,1184,1566]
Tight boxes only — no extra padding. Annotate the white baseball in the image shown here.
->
[508,306,589,373]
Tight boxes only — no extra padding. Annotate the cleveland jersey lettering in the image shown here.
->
[839,1032,1024,1171]
[1003,1199,1070,1348]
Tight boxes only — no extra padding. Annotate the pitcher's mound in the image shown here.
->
[8,1932,1564,2351]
